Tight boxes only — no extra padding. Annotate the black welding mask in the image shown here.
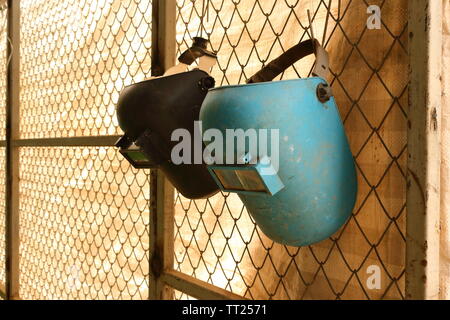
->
[115,37,220,199]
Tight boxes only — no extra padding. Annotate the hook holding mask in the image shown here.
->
[164,37,217,76]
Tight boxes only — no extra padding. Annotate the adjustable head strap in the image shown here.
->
[247,38,329,84]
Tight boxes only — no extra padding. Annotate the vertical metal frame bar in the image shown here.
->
[406,0,442,300]
[151,0,177,77]
[151,0,245,300]
[5,0,20,300]
[149,0,176,300]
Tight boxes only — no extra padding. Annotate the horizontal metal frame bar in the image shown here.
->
[0,272,245,300]
[161,270,246,300]
[0,136,122,148]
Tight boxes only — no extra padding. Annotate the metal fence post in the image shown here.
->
[406,0,442,300]
[5,0,20,300]
[149,0,176,300]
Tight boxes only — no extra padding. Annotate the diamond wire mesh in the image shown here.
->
[174,289,197,300]
[174,0,407,300]
[20,0,153,138]
[19,147,150,299]
[0,3,8,292]
[18,0,154,299]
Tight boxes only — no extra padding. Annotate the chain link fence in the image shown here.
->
[15,0,153,299]
[173,0,407,299]
[20,0,153,139]
[19,147,150,299]
[0,0,408,300]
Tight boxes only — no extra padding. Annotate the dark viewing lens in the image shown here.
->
[126,151,150,163]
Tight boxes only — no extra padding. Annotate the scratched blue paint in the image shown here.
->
[199,77,357,246]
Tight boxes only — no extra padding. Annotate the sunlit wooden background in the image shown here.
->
[0,0,408,300]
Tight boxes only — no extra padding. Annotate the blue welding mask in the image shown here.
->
[200,39,357,246]
[115,38,220,199]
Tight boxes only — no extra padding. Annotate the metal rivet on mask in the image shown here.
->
[198,76,216,92]
[316,82,333,103]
